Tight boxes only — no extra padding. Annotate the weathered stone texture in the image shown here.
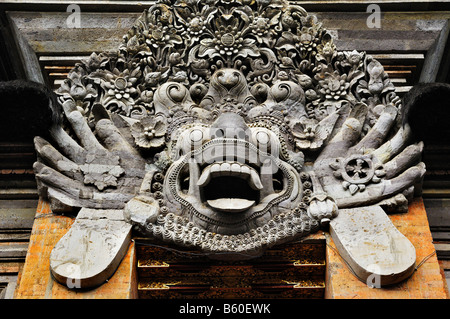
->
[14,201,137,299]
[23,0,432,289]
[326,198,447,299]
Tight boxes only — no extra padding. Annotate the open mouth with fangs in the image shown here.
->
[164,138,294,234]
[197,162,263,213]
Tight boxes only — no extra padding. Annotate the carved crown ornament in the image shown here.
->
[33,0,426,289]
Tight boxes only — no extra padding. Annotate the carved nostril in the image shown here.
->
[214,128,225,138]
[237,130,246,140]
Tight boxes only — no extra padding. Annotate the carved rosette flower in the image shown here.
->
[143,23,183,50]
[89,67,140,116]
[56,68,97,114]
[187,14,207,38]
[316,36,336,64]
[79,151,125,191]
[249,10,281,46]
[131,117,167,149]
[211,27,253,57]
[318,71,350,101]
[173,1,218,44]
[298,27,319,55]
[329,154,387,195]
[195,12,260,66]
[292,118,317,149]
[101,76,136,113]
[344,50,364,68]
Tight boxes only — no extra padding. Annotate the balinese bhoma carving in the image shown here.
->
[33,0,425,289]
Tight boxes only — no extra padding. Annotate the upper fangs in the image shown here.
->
[197,162,263,190]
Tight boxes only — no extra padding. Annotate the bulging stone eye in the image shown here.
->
[256,131,270,145]
[190,129,204,143]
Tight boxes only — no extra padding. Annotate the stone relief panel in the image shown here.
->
[33,0,425,288]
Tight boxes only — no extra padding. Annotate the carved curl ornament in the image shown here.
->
[34,0,425,288]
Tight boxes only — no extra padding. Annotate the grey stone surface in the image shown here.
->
[50,208,131,289]
[32,0,426,288]
[330,205,416,286]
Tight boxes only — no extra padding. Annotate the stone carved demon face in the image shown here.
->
[169,114,289,230]
[34,0,425,288]
[135,68,319,253]
[163,71,304,235]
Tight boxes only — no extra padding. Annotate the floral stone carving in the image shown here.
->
[33,0,425,289]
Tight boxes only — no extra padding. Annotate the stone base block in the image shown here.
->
[325,197,449,299]
[14,201,137,299]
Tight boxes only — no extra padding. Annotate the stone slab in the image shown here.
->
[14,200,137,299]
[325,197,448,299]
[49,209,132,289]
[330,205,417,286]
